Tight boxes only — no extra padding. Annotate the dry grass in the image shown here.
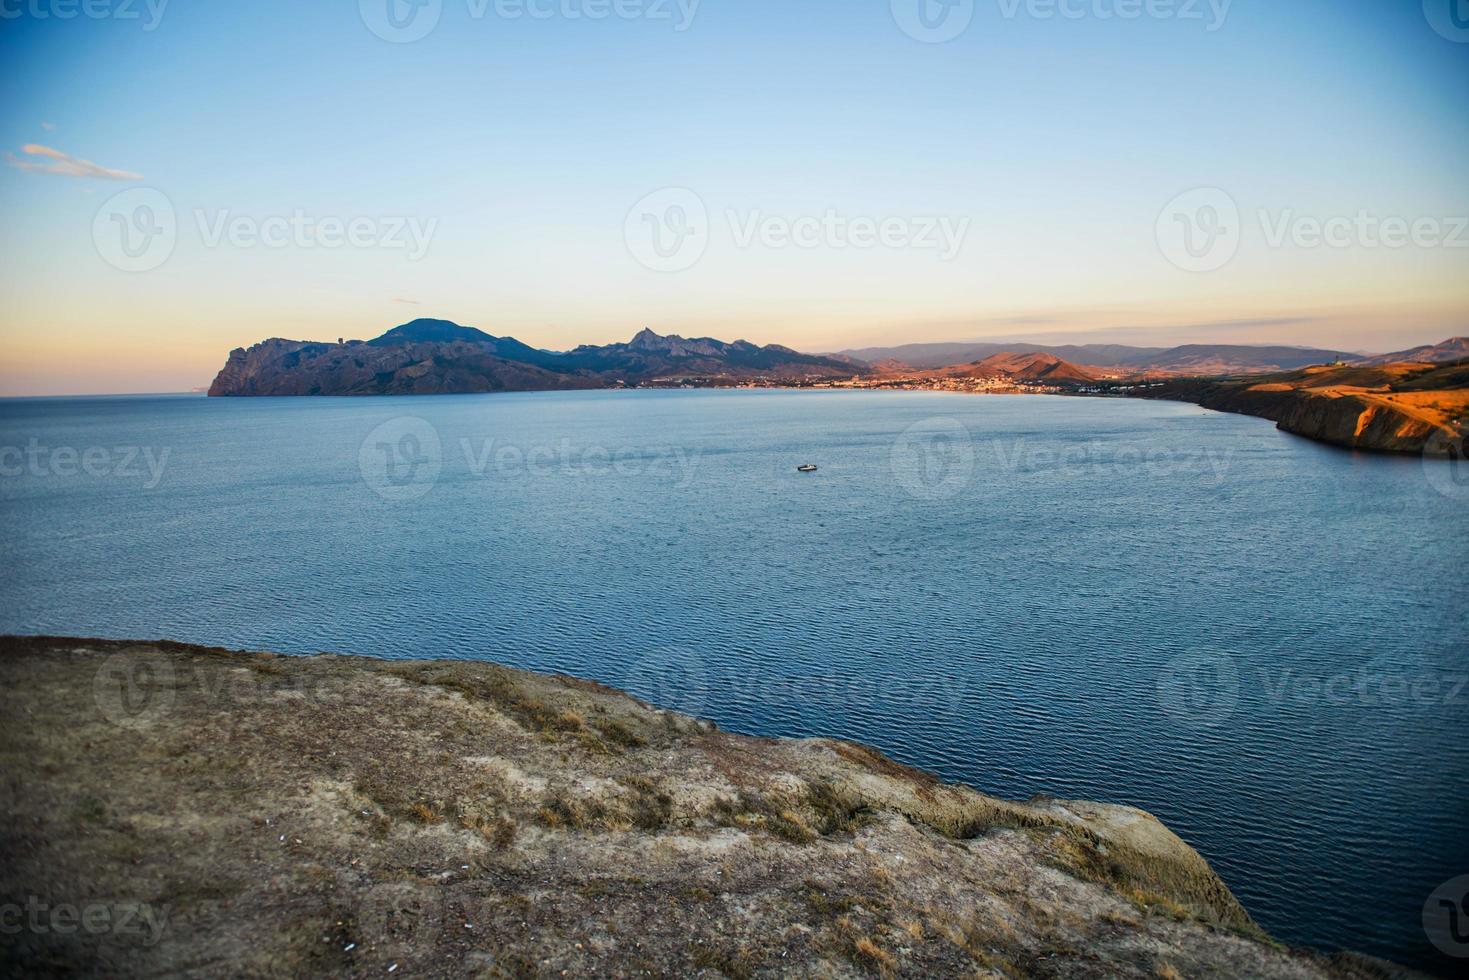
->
[408,801,443,824]
[852,934,896,973]
[691,943,758,979]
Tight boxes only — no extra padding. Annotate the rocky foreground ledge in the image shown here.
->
[0,638,1420,979]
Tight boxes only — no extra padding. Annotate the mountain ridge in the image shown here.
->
[208,320,864,396]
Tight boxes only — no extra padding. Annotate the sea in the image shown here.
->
[1,388,1465,973]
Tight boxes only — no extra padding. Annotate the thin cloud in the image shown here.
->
[41,122,56,131]
[392,298,421,305]
[5,144,142,181]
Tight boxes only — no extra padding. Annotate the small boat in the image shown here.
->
[797,464,818,473]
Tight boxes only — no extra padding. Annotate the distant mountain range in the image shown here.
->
[207,320,863,396]
[1351,337,1469,366]
[836,340,1359,375]
[208,318,1467,397]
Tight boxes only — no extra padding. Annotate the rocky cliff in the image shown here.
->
[0,637,1421,978]
[1131,360,1468,456]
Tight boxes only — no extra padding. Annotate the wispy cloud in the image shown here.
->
[392,297,421,305]
[41,122,56,131]
[5,144,142,181]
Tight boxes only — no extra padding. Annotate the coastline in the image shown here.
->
[1121,379,1464,457]
[0,636,1426,978]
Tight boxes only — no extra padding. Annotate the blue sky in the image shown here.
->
[1,0,1466,393]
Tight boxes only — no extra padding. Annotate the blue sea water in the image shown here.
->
[1,389,1465,972]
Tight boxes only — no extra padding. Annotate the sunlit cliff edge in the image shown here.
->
[1130,359,1469,457]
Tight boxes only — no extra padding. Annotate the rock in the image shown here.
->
[0,636,1428,978]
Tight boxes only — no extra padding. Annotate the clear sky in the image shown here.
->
[1,0,1466,394]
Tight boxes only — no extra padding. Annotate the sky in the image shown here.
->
[0,0,1466,394]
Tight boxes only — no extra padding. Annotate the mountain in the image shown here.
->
[838,341,1356,375]
[1351,336,1469,366]
[839,341,1164,370]
[1130,344,1355,375]
[928,351,1098,385]
[208,320,864,396]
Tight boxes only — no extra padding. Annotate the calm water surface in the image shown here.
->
[1,390,1465,973]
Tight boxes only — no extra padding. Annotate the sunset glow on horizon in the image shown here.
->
[2,0,1466,395]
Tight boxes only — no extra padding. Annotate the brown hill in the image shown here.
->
[1352,336,1469,366]
[932,351,1098,386]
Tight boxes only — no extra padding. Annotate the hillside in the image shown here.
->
[208,321,863,396]
[0,636,1421,979]
[839,341,1353,375]
[929,352,1098,386]
[1131,359,1469,455]
[1352,337,1469,367]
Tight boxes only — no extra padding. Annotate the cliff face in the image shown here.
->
[208,320,864,396]
[0,637,1417,978]
[1132,361,1468,457]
